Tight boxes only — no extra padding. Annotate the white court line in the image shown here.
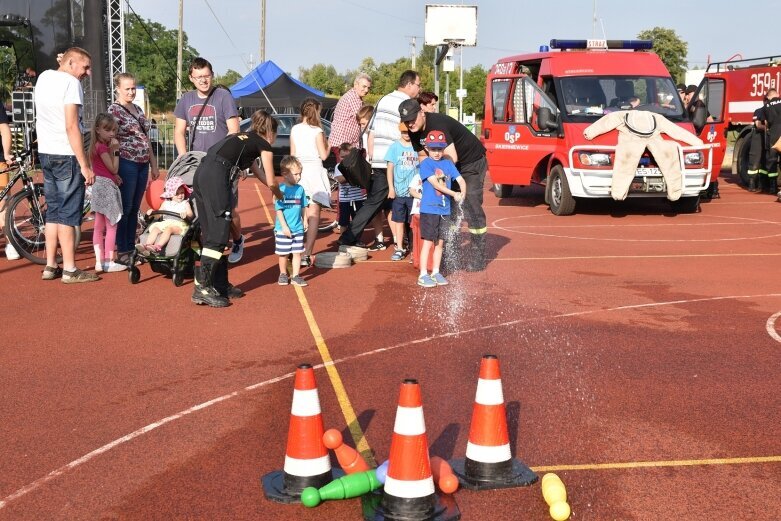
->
[492,215,781,242]
[766,311,781,343]
[3,292,781,509]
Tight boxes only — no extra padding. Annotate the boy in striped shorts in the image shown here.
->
[333,142,367,233]
[275,156,309,287]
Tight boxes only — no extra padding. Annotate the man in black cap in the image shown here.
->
[399,98,488,271]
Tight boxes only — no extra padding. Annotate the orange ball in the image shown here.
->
[322,428,343,449]
[439,473,459,494]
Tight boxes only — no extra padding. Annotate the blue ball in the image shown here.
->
[375,460,389,484]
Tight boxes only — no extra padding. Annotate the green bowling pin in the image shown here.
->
[301,469,381,507]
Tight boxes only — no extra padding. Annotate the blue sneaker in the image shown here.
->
[417,274,436,288]
[431,272,448,286]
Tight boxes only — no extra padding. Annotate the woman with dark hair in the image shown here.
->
[417,91,439,113]
[108,72,160,265]
[290,97,331,266]
[191,110,283,307]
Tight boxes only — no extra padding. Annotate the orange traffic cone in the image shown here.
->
[262,363,335,503]
[450,355,537,490]
[364,379,459,520]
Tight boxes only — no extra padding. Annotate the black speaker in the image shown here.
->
[11,91,34,124]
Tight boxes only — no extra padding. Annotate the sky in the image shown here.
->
[125,0,775,79]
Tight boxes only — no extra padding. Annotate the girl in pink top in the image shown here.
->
[88,113,126,273]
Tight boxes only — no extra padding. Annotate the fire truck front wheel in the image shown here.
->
[548,166,576,216]
[493,183,514,198]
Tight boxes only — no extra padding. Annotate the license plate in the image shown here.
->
[630,175,666,192]
[635,167,661,177]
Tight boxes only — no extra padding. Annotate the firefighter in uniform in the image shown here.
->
[762,89,781,195]
[746,101,767,193]
[192,111,282,307]
[400,99,489,271]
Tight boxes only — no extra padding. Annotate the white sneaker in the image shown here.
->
[228,234,245,263]
[5,243,20,260]
[103,261,128,272]
[95,261,104,273]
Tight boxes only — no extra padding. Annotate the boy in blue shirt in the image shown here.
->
[275,156,309,287]
[384,122,419,261]
[417,131,465,288]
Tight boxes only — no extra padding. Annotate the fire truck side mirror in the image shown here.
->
[692,105,707,134]
[537,107,558,131]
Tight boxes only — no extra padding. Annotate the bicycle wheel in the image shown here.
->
[4,184,81,265]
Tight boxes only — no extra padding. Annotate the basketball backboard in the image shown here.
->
[424,4,477,47]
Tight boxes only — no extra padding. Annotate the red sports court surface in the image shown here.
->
[0,172,779,520]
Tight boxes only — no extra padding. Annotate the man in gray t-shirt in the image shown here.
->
[174,57,239,154]
[174,57,244,297]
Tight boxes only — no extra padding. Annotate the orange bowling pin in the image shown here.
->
[430,456,459,494]
[323,428,370,474]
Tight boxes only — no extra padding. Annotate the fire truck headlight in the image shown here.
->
[684,152,703,165]
[579,152,611,166]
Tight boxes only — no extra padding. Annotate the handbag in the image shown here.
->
[339,147,372,189]
[773,135,781,153]
[337,95,390,190]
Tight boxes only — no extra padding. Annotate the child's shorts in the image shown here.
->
[275,232,305,255]
[419,213,453,242]
[149,220,189,235]
[391,197,414,224]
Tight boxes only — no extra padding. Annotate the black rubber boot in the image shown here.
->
[759,175,768,193]
[211,256,244,299]
[192,259,229,307]
[465,233,487,272]
[769,177,778,196]
[748,175,759,193]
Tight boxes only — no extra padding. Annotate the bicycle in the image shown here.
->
[1,150,86,265]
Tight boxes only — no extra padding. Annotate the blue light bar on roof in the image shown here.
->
[549,39,653,50]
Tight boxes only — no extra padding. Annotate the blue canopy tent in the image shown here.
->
[230,60,336,114]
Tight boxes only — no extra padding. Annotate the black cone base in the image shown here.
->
[449,457,538,491]
[261,468,340,504]
[362,491,460,521]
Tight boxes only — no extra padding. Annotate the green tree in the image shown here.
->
[298,64,347,97]
[215,69,242,88]
[637,27,688,84]
[125,16,198,112]
[439,64,487,119]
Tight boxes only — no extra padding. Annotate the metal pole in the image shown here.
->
[458,45,463,123]
[176,0,183,101]
[260,0,266,63]
[411,36,416,70]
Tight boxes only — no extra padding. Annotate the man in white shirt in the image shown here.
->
[34,47,98,283]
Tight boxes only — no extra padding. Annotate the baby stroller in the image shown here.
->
[128,152,204,286]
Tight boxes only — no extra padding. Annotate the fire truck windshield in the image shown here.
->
[557,76,685,121]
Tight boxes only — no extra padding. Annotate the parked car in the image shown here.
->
[239,113,336,174]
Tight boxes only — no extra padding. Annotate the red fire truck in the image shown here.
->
[482,39,712,215]
[687,55,781,186]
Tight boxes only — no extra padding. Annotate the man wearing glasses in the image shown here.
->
[174,57,243,298]
[339,70,421,249]
[174,57,239,155]
[328,72,372,159]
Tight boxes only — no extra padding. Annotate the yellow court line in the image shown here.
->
[254,182,375,465]
[532,455,781,473]
[253,182,274,225]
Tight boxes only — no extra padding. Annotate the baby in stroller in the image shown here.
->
[128,152,203,286]
[137,177,194,254]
